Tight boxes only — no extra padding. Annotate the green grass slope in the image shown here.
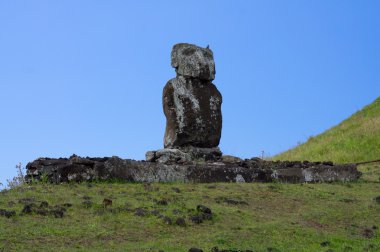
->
[0,178,379,252]
[274,97,380,163]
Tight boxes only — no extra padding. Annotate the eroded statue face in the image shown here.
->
[171,43,215,81]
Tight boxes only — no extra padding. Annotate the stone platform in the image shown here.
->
[25,154,361,184]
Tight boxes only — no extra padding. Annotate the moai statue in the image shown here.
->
[163,43,222,149]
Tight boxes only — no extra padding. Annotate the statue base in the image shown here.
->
[25,154,361,184]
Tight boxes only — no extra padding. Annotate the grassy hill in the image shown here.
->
[274,97,380,163]
[0,178,379,252]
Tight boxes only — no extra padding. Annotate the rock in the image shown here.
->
[163,43,222,148]
[222,155,243,163]
[134,208,148,217]
[147,147,222,164]
[25,155,361,184]
[211,248,253,252]
[188,248,203,252]
[374,196,380,204]
[150,209,160,216]
[20,201,67,218]
[171,43,215,81]
[22,203,36,214]
[320,241,330,247]
[103,198,112,207]
[163,76,222,148]
[196,205,212,214]
[175,217,186,227]
[189,215,203,224]
[180,146,222,162]
[62,203,73,208]
[154,149,192,164]
[145,151,156,162]
[51,209,64,218]
[0,209,16,218]
[156,199,168,206]
[362,228,375,238]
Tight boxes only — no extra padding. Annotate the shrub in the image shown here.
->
[6,162,25,189]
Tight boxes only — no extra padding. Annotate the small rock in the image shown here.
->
[156,199,168,206]
[196,205,212,214]
[267,248,281,252]
[0,209,16,218]
[189,215,203,224]
[22,203,37,214]
[200,213,212,220]
[83,196,91,200]
[51,209,64,218]
[235,174,246,183]
[362,228,375,238]
[151,209,161,216]
[145,151,156,162]
[188,248,203,252]
[222,155,243,163]
[320,241,330,247]
[134,208,148,217]
[103,198,112,207]
[175,217,186,227]
[374,196,380,204]
[155,149,192,164]
[62,203,73,208]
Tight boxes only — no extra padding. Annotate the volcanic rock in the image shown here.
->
[25,155,362,184]
[163,43,222,148]
[171,43,215,81]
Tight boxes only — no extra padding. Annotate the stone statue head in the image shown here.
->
[171,43,215,81]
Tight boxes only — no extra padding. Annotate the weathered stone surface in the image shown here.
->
[222,155,243,163]
[149,149,192,164]
[146,147,222,163]
[179,146,222,161]
[171,43,215,81]
[25,155,361,184]
[163,42,222,149]
[163,76,222,148]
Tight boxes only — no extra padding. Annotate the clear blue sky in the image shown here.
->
[1,1,379,186]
